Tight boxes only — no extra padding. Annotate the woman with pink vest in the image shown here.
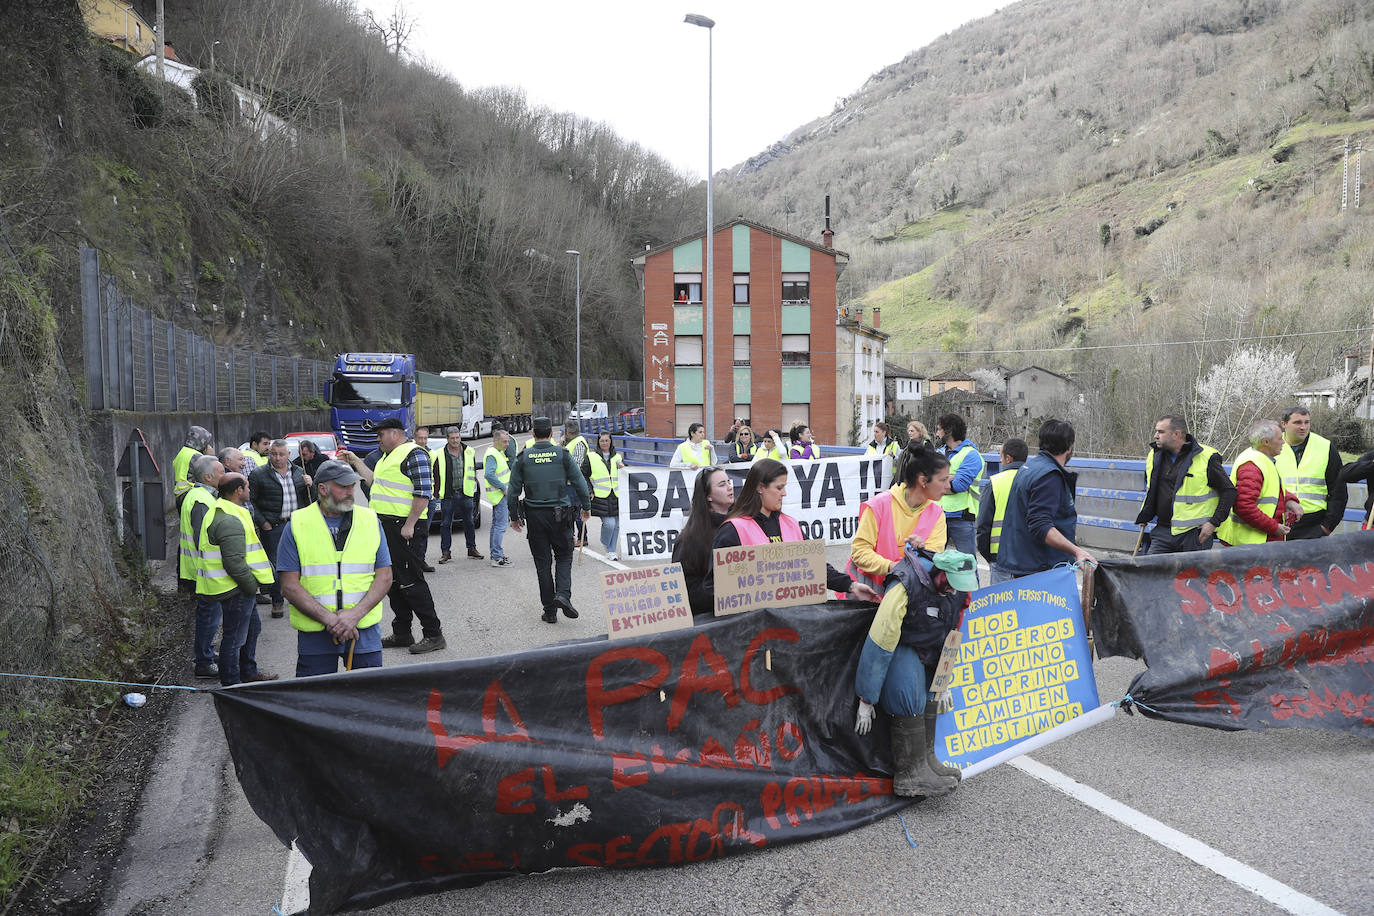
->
[703,459,879,606]
[846,446,951,597]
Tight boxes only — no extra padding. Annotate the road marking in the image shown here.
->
[281,841,311,915]
[1011,757,1343,916]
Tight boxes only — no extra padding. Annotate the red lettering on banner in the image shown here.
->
[427,683,534,770]
[1270,687,1374,722]
[494,767,536,814]
[740,628,802,704]
[1173,568,1208,616]
[1205,570,1242,614]
[667,634,740,732]
[732,719,772,769]
[1242,566,1281,614]
[1276,567,1314,610]
[1206,648,1240,678]
[610,752,650,790]
[776,721,804,760]
[1193,686,1241,717]
[564,801,766,867]
[585,646,670,741]
[761,773,891,831]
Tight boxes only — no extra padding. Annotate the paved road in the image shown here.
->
[102,460,1371,916]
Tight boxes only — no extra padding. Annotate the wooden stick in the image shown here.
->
[1080,563,1096,656]
[345,638,356,671]
[1131,525,1146,557]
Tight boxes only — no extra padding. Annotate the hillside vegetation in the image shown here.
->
[719,0,1374,454]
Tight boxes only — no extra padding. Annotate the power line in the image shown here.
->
[878,325,1374,358]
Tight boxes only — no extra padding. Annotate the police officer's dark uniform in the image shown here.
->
[509,417,591,623]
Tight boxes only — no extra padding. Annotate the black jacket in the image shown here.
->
[248,464,311,528]
[1134,435,1236,529]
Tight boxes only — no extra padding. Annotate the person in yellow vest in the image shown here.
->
[244,431,272,469]
[434,426,483,562]
[171,425,213,508]
[277,460,394,676]
[339,417,445,654]
[756,429,787,462]
[976,438,1028,583]
[865,421,901,460]
[1218,420,1303,545]
[788,424,821,460]
[582,431,625,560]
[485,428,513,567]
[1134,415,1236,554]
[564,420,592,545]
[200,473,279,685]
[1276,405,1346,539]
[935,413,984,585]
[179,454,224,678]
[671,422,716,468]
[725,425,759,463]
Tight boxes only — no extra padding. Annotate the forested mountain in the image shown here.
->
[5,0,704,381]
[718,0,1374,454]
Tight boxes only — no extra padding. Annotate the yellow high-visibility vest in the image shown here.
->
[1217,448,1281,545]
[1144,445,1221,534]
[587,451,623,498]
[485,449,510,506]
[289,502,384,632]
[197,499,273,597]
[1275,432,1332,516]
[372,442,426,518]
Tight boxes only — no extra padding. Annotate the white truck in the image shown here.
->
[568,400,609,422]
[439,371,535,438]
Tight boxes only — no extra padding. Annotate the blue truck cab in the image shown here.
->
[326,352,417,453]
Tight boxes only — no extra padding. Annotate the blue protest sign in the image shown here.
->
[935,566,1099,770]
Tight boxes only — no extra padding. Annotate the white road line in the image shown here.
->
[280,841,311,915]
[1010,757,1343,916]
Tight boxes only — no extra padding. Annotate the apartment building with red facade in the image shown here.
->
[631,218,848,443]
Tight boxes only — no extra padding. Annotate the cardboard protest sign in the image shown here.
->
[1091,532,1374,736]
[617,455,892,561]
[213,604,911,915]
[934,566,1100,770]
[601,565,693,639]
[712,539,828,616]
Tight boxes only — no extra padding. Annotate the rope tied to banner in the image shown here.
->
[1115,693,1163,717]
[0,672,205,692]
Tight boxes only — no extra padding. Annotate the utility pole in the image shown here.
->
[1341,136,1350,210]
[155,0,165,80]
[337,99,346,163]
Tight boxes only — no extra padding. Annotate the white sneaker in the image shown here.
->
[606,553,618,561]
[492,556,512,567]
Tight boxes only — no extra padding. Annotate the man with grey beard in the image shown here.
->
[276,460,394,676]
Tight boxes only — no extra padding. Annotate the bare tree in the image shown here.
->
[366,2,416,59]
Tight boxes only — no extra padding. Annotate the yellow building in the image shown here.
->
[82,0,157,57]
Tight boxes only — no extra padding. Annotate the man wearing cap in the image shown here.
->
[200,473,279,685]
[172,425,214,508]
[277,460,393,675]
[508,417,591,623]
[853,546,977,798]
[996,419,1097,579]
[339,418,446,654]
[179,453,225,678]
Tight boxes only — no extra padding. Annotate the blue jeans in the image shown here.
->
[194,595,222,669]
[218,591,261,685]
[439,495,477,554]
[598,515,619,554]
[260,524,285,605]
[489,499,509,560]
[878,645,933,716]
[945,517,979,586]
[989,563,1017,585]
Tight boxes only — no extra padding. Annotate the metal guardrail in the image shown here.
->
[605,439,1369,552]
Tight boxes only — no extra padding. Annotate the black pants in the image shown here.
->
[526,506,574,611]
[380,516,442,638]
[1145,527,1213,554]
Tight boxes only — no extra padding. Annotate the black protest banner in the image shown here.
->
[213,604,911,915]
[1090,532,1374,735]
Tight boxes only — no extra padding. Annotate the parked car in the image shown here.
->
[618,407,645,431]
[285,431,341,461]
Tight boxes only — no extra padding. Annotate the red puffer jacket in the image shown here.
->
[1232,461,1291,540]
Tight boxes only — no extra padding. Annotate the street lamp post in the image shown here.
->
[566,249,582,410]
[684,13,715,441]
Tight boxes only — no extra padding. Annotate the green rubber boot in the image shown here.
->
[925,706,963,781]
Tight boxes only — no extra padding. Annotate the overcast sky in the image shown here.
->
[380,0,1012,177]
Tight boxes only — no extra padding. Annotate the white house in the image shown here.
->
[835,308,888,444]
[135,53,298,145]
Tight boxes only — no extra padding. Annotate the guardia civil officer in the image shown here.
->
[508,417,591,623]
